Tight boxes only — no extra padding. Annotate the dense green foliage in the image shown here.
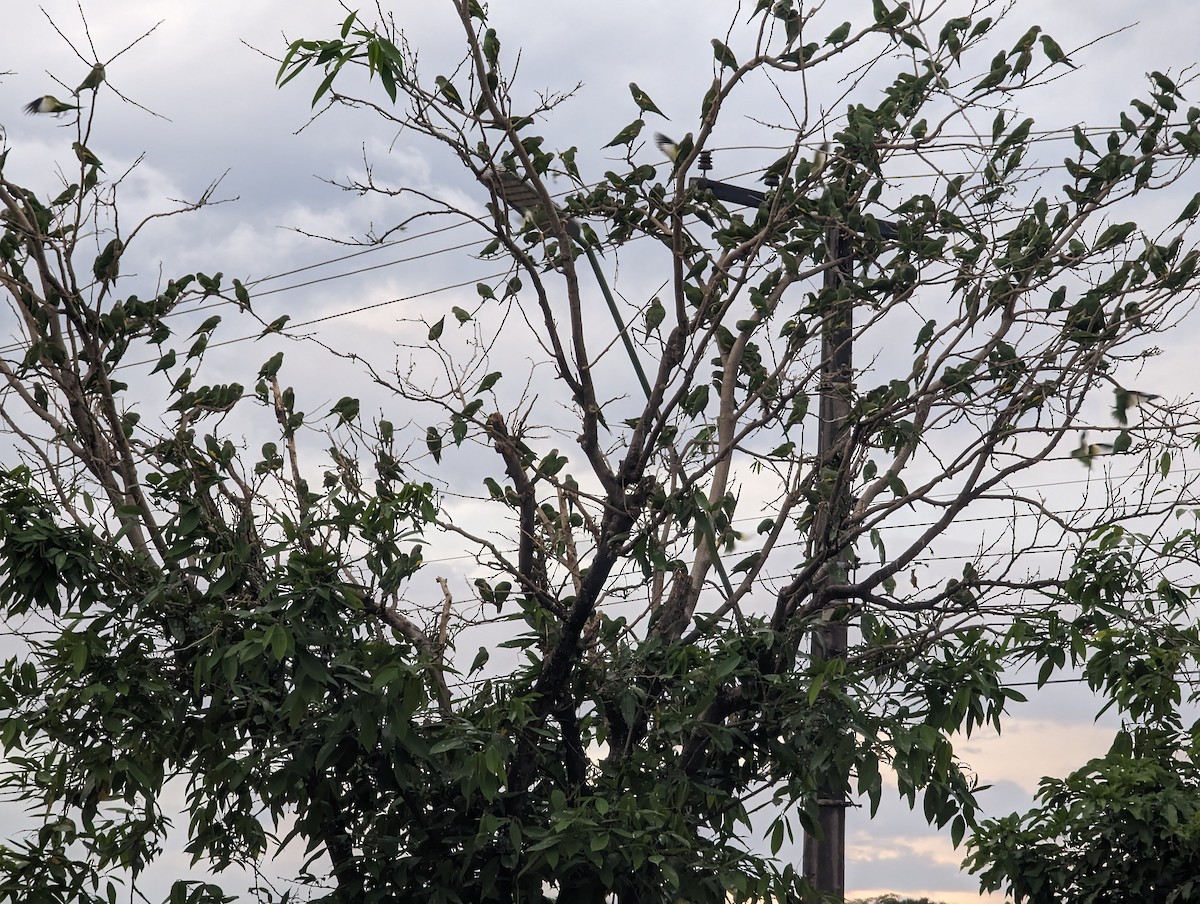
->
[970,727,1200,902]
[2,1,1200,902]
[967,524,1200,902]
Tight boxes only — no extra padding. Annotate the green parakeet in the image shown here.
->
[811,141,829,176]
[75,64,106,95]
[654,132,693,162]
[1112,386,1159,425]
[1070,432,1114,469]
[24,95,80,115]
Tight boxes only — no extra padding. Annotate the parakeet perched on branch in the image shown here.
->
[75,64,107,95]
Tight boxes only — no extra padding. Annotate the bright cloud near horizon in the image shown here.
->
[3,1,1200,900]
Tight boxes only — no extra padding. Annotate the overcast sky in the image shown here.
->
[4,1,1200,901]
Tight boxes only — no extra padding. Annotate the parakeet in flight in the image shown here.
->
[1071,432,1114,469]
[24,95,79,116]
[654,132,695,164]
[1112,386,1159,425]
[811,141,829,177]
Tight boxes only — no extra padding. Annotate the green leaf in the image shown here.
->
[770,817,786,855]
[312,55,348,107]
[268,624,290,661]
[951,813,966,846]
[70,639,88,675]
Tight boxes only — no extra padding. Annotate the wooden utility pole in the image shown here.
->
[802,225,852,900]
[689,170,870,903]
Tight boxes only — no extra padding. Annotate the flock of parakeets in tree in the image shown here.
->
[651,133,1155,474]
[18,63,105,118]
[21,69,1154,478]
[12,66,109,169]
[479,122,1159,476]
[1072,387,1160,469]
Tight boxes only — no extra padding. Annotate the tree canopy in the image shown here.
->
[2,1,1200,902]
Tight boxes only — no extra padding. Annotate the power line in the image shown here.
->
[245,220,473,289]
[3,128,1190,363]
[114,269,512,371]
[248,237,485,299]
